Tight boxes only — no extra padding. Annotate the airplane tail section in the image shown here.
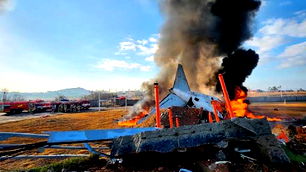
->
[173,64,190,92]
[137,64,190,125]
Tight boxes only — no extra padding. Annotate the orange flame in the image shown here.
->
[230,87,281,122]
[276,130,290,142]
[118,111,148,127]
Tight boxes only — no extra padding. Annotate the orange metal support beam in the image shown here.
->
[208,112,213,123]
[168,108,174,128]
[218,74,234,119]
[211,102,220,122]
[154,82,161,128]
[175,117,180,127]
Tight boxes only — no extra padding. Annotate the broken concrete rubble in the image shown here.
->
[111,118,290,164]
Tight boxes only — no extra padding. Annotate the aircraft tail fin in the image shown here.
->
[172,64,190,92]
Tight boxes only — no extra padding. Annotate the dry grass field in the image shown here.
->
[0,109,127,134]
[0,109,128,170]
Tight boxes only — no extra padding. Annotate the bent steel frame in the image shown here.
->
[0,127,158,160]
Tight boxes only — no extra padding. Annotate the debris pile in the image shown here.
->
[286,119,306,163]
[106,117,306,171]
[161,107,205,127]
[289,125,306,143]
[112,118,289,163]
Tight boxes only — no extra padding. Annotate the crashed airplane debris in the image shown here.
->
[0,64,289,168]
[136,64,223,125]
[122,63,279,126]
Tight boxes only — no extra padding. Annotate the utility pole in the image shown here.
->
[1,92,3,112]
[98,91,101,111]
[1,89,8,112]
[125,96,128,110]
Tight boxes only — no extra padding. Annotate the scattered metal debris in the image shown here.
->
[111,118,290,164]
[240,154,256,161]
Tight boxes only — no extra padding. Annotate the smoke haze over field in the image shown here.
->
[127,0,261,118]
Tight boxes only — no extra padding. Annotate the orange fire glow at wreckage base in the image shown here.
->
[118,111,148,127]
[119,75,281,127]
[118,88,281,127]
[118,88,280,127]
[230,86,281,122]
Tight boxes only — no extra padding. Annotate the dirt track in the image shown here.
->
[0,108,114,124]
[0,112,62,124]
[249,102,306,117]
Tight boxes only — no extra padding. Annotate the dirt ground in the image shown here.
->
[249,102,306,118]
[0,102,306,170]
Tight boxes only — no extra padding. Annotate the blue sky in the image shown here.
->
[0,0,305,92]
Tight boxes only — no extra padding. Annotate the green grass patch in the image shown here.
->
[28,154,105,172]
[283,146,306,163]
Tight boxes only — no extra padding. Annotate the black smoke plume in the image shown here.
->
[210,0,261,54]
[215,49,259,99]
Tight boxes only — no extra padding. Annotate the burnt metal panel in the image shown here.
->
[137,93,186,124]
[47,128,157,143]
[0,132,49,141]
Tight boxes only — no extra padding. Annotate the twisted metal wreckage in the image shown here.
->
[0,64,289,164]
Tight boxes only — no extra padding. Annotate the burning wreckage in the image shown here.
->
[114,64,289,164]
[1,0,305,170]
[0,64,300,170]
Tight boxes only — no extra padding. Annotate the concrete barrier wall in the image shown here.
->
[248,96,306,102]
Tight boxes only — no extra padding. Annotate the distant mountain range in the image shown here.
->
[1,87,91,100]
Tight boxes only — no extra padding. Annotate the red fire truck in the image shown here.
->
[0,101,29,114]
[0,100,91,114]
